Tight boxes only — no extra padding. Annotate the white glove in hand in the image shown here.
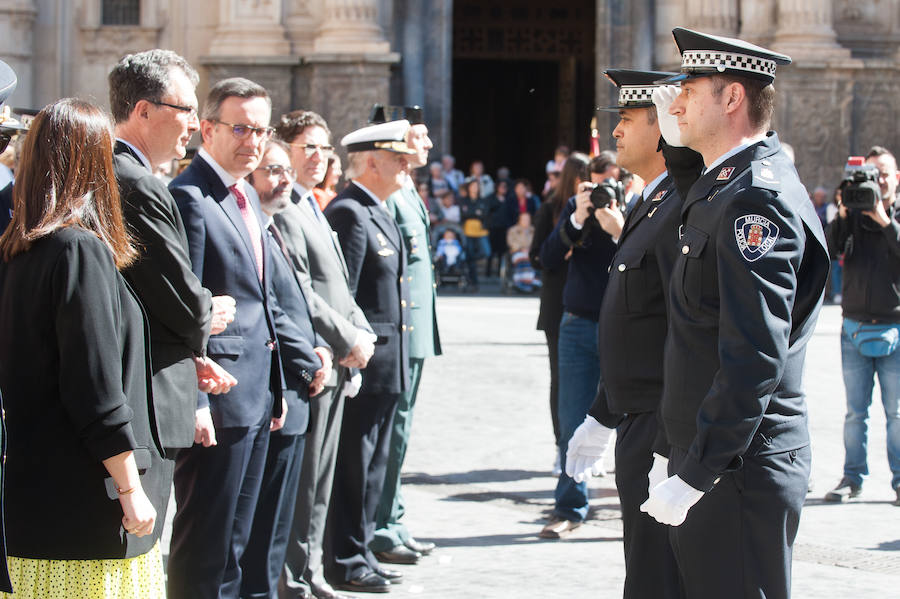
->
[342,372,362,399]
[652,85,684,147]
[640,474,704,526]
[647,453,669,496]
[565,416,615,483]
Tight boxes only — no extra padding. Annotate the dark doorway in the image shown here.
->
[451,0,596,190]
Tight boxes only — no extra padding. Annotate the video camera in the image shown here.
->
[841,156,882,211]
[589,177,625,210]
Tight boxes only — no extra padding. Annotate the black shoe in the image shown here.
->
[373,567,403,583]
[404,537,435,556]
[310,581,352,599]
[334,571,391,594]
[375,545,421,564]
[894,487,900,507]
[824,477,862,502]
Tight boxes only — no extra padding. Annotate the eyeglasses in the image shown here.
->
[150,100,198,119]
[290,143,335,158]
[256,164,295,178]
[213,120,275,141]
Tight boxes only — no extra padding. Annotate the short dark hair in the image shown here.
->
[711,74,775,132]
[867,146,895,162]
[646,106,657,126]
[275,110,331,143]
[108,50,198,124]
[202,77,270,122]
[591,150,617,175]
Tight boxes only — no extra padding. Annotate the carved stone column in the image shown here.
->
[739,0,776,49]
[208,0,291,56]
[285,0,320,56]
[772,0,850,61]
[654,0,684,71]
[0,0,36,106]
[684,0,738,38]
[313,0,390,54]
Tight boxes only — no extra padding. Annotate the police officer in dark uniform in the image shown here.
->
[566,69,702,599]
[639,28,830,599]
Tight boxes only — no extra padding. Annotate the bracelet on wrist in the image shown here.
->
[116,485,137,496]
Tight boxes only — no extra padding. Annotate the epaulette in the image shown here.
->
[750,160,781,192]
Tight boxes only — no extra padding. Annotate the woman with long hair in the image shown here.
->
[529,152,591,473]
[0,98,165,598]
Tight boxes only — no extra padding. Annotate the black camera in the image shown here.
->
[841,156,882,211]
[589,177,625,210]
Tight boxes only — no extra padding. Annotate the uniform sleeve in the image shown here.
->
[53,237,138,462]
[123,174,212,353]
[678,189,802,491]
[587,383,625,429]
[326,203,368,297]
[660,140,704,201]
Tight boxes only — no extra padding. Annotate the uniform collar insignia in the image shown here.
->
[716,166,735,181]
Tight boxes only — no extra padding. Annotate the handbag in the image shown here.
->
[843,318,900,358]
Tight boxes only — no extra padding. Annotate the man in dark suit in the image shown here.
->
[108,50,237,470]
[167,77,324,599]
[323,120,412,594]
[242,139,332,599]
[274,111,375,599]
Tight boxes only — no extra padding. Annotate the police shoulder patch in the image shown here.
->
[751,160,781,191]
[734,214,779,262]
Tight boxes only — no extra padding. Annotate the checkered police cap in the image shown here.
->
[597,69,677,112]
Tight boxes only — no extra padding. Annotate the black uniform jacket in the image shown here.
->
[662,133,829,491]
[0,228,167,559]
[115,142,213,449]
[325,182,410,394]
[589,174,683,427]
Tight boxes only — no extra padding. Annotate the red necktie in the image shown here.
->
[230,182,264,280]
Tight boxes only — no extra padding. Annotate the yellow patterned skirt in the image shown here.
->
[0,541,165,598]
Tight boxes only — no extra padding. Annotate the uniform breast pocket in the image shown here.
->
[398,223,423,264]
[676,225,709,308]
[611,248,648,313]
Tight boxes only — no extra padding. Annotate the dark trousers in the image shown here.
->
[615,413,682,599]
[241,431,306,599]
[168,412,271,599]
[668,444,811,599]
[325,390,401,582]
[543,325,561,444]
[281,376,347,598]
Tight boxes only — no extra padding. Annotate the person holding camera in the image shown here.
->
[824,146,900,506]
[537,151,619,539]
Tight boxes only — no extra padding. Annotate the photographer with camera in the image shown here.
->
[824,146,900,506]
[536,151,619,539]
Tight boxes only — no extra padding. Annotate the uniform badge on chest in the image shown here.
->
[377,232,395,257]
[734,214,779,262]
[716,166,735,181]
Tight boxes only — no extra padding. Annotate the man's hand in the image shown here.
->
[595,200,625,239]
[572,188,594,226]
[195,356,238,394]
[340,329,376,369]
[863,198,892,228]
[565,416,615,483]
[270,398,287,431]
[194,406,217,447]
[652,85,684,147]
[647,453,669,496]
[640,474,704,526]
[210,295,236,335]
[310,347,332,396]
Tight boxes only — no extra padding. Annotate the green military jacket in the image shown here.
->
[387,181,442,359]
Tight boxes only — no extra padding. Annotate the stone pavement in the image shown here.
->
[163,290,900,598]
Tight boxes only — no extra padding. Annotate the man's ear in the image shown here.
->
[723,82,745,116]
[199,119,215,145]
[133,99,152,121]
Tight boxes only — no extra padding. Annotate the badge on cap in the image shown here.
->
[717,167,735,181]
[734,214,778,262]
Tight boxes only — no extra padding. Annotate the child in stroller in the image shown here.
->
[433,226,467,289]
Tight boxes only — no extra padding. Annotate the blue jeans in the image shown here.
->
[840,324,900,489]
[554,313,602,521]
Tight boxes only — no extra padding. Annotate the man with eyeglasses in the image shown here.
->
[243,138,333,599]
[108,49,239,530]
[274,110,375,599]
[168,77,326,599]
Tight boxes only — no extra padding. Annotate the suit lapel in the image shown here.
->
[621,175,673,243]
[293,189,351,282]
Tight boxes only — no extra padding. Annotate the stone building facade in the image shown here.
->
[2,0,900,189]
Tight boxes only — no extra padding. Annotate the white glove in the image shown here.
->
[652,85,683,147]
[640,474,704,526]
[341,372,362,399]
[647,453,669,496]
[565,416,615,483]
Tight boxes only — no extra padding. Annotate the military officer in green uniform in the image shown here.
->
[369,105,442,564]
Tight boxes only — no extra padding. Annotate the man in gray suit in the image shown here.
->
[275,110,375,599]
[368,106,441,564]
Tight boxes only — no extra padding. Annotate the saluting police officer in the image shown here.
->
[639,29,830,598]
[567,69,702,599]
